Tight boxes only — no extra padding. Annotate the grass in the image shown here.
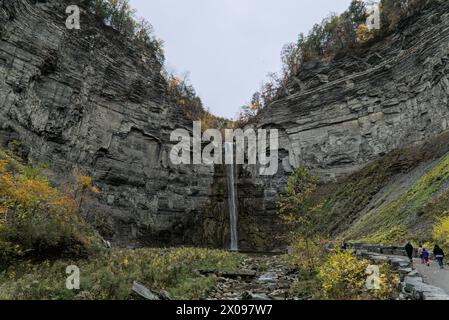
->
[343,153,449,244]
[0,247,244,300]
[311,143,435,236]
[301,132,449,245]
[0,147,245,300]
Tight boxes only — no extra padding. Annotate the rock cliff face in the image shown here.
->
[2,0,449,251]
[239,0,449,234]
[261,1,449,179]
[0,0,232,247]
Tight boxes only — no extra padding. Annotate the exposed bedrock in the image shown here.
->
[1,0,449,250]
[240,0,449,232]
[0,0,233,248]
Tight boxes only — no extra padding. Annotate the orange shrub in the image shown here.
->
[0,152,99,268]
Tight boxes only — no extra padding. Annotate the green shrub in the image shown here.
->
[433,214,449,253]
[287,235,327,274]
[318,250,369,300]
[0,248,243,300]
[82,0,165,64]
[318,249,399,300]
[289,278,321,299]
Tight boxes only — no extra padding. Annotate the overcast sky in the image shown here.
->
[130,0,353,119]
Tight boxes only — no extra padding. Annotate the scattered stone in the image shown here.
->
[132,281,160,300]
[242,292,272,301]
[160,290,171,300]
[206,255,301,300]
[268,289,287,300]
[197,269,257,280]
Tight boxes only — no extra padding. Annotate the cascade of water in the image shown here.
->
[225,142,238,251]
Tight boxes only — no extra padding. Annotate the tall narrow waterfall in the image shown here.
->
[225,142,238,251]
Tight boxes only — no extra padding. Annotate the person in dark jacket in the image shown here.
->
[433,245,445,269]
[405,242,414,266]
[341,240,348,251]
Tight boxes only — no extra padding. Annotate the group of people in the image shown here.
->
[405,242,446,269]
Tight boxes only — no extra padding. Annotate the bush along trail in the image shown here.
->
[204,243,449,301]
[352,244,449,300]
[205,247,402,301]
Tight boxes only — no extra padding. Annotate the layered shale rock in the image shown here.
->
[239,0,449,237]
[2,0,449,251]
[262,1,449,179]
[0,0,233,247]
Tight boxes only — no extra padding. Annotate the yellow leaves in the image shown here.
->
[13,177,57,205]
[76,174,100,194]
[288,235,326,272]
[50,194,76,211]
[318,250,400,300]
[318,250,369,300]
[371,264,400,300]
[123,258,129,268]
[0,153,98,263]
[0,173,14,196]
[277,167,320,236]
[356,23,373,43]
[433,214,449,252]
[0,160,8,173]
[77,175,93,190]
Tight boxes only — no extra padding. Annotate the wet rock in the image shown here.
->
[258,272,278,282]
[268,289,287,300]
[242,292,272,301]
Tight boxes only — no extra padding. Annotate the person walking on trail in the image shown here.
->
[418,245,424,264]
[341,240,348,251]
[433,245,445,269]
[405,242,414,267]
[422,248,430,267]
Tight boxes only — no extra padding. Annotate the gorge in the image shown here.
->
[1,0,449,252]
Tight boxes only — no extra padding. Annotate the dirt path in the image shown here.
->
[414,258,449,294]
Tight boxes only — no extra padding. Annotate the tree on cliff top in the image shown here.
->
[237,0,369,124]
[83,0,165,65]
[238,0,436,124]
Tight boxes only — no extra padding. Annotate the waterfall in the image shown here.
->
[225,142,238,251]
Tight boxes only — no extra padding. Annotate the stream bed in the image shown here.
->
[206,254,301,300]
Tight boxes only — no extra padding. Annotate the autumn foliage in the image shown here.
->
[238,0,435,123]
[318,249,400,300]
[166,74,233,130]
[433,214,449,253]
[0,152,99,268]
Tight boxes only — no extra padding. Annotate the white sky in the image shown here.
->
[130,0,353,118]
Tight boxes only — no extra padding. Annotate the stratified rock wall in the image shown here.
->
[239,0,449,238]
[2,0,449,251]
[260,1,449,180]
[0,0,229,247]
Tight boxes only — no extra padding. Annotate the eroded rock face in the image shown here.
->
[239,0,449,233]
[2,0,449,251]
[0,0,230,247]
[263,2,449,179]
